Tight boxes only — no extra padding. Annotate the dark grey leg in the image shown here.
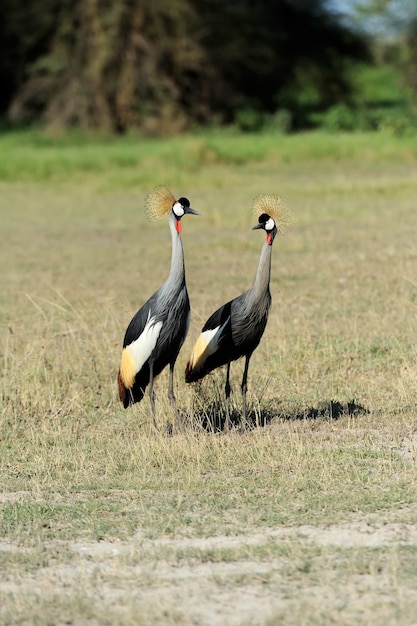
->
[168,361,182,431]
[149,361,157,429]
[225,362,231,431]
[241,354,252,424]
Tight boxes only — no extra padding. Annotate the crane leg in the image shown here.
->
[224,362,231,432]
[241,354,251,425]
[168,361,182,432]
[149,362,157,429]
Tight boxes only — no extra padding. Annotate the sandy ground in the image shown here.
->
[2,508,417,625]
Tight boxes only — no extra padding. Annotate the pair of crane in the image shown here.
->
[117,186,288,431]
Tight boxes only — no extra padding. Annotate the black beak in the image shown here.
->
[185,207,200,216]
[252,223,263,230]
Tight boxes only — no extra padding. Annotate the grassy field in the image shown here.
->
[1,128,417,625]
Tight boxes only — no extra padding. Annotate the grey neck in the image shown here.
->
[168,211,185,285]
[251,241,272,299]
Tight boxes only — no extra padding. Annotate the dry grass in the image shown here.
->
[1,130,417,624]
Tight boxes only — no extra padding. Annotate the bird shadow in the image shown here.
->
[251,398,369,428]
[188,397,369,433]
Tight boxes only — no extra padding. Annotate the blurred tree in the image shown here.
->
[1,0,370,132]
[0,0,59,114]
[197,0,369,125]
[5,0,218,132]
[339,0,417,100]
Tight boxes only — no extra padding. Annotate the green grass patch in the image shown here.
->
[1,127,417,186]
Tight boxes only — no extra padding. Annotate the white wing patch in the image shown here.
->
[127,312,163,375]
[188,316,230,370]
[199,327,222,354]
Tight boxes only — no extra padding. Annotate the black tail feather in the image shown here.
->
[118,369,147,408]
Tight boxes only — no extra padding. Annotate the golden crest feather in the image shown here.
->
[145,185,176,221]
[252,193,290,233]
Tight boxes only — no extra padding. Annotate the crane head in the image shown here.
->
[172,197,200,233]
[251,193,290,243]
[252,213,277,245]
[145,186,199,232]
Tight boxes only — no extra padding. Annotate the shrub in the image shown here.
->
[320,104,357,131]
[234,107,265,132]
[266,108,293,134]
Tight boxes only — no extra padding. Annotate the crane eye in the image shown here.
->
[172,201,185,218]
[264,217,275,231]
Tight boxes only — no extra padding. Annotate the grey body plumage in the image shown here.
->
[186,204,281,429]
[118,190,198,428]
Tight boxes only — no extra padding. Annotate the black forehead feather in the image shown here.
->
[258,212,271,224]
[177,197,190,207]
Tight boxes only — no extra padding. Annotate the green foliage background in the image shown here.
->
[5,0,414,133]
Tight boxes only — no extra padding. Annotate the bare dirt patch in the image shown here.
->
[2,510,417,625]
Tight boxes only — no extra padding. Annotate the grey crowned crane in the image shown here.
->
[118,185,199,427]
[185,194,288,430]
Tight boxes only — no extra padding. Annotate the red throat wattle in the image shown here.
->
[176,220,182,233]
[266,233,273,245]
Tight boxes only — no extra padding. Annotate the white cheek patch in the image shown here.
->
[173,201,185,218]
[265,217,275,231]
[127,312,163,374]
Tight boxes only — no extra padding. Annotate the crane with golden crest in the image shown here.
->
[118,185,199,428]
[185,193,289,430]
